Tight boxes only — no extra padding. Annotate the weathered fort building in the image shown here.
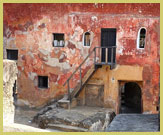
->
[3,3,160,114]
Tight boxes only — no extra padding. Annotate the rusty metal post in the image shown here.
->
[99,47,101,63]
[106,48,108,63]
[79,66,82,88]
[111,47,114,67]
[94,48,96,64]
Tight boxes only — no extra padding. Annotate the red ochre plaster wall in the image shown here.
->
[3,4,160,111]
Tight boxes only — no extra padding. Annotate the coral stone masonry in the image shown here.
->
[3,60,18,124]
[3,3,160,114]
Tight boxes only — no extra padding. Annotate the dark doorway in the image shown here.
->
[13,81,17,103]
[101,28,116,63]
[120,82,142,113]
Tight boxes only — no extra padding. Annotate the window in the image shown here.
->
[84,32,91,46]
[53,33,64,47]
[137,28,146,49]
[38,76,48,88]
[7,49,18,60]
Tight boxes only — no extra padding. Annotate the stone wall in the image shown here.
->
[3,60,51,132]
[85,84,104,107]
[3,3,160,108]
[3,60,18,124]
[79,65,159,114]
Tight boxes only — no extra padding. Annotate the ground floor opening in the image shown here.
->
[120,82,142,113]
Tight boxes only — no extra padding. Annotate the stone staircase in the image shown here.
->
[58,46,116,109]
[58,65,95,109]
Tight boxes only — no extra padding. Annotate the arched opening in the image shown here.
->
[137,28,146,49]
[84,32,91,46]
[120,82,142,113]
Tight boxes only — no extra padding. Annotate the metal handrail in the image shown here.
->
[63,46,116,103]
[95,46,116,49]
[63,47,95,86]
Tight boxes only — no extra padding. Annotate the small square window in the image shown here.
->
[53,33,64,47]
[7,49,18,60]
[38,76,48,89]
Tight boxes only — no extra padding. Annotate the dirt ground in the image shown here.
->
[14,107,38,128]
[14,106,61,132]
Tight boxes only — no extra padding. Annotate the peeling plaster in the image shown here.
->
[91,16,98,21]
[27,52,34,58]
[59,53,66,60]
[3,3,160,109]
[28,72,37,81]
[4,28,12,38]
[45,56,71,71]
[70,26,84,42]
[54,49,60,54]
[70,48,76,54]
[118,46,124,55]
[39,48,50,56]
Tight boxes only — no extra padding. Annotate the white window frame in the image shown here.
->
[53,33,65,47]
[137,27,147,49]
[83,31,91,48]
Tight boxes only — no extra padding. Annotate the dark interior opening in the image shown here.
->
[7,49,18,60]
[84,32,90,46]
[53,33,64,47]
[13,81,17,103]
[120,82,141,113]
[139,28,146,48]
[101,28,116,63]
[38,76,48,88]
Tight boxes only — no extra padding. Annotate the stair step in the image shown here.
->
[47,124,88,132]
[71,67,95,98]
[58,99,70,109]
[82,69,94,84]
[61,65,95,105]
[58,98,77,109]
[87,78,104,85]
[58,99,70,103]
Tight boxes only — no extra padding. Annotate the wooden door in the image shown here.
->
[101,28,116,63]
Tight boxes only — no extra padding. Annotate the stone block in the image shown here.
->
[3,60,18,124]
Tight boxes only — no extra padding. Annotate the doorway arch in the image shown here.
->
[120,82,142,113]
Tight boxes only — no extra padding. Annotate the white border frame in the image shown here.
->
[82,31,92,48]
[137,27,147,49]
